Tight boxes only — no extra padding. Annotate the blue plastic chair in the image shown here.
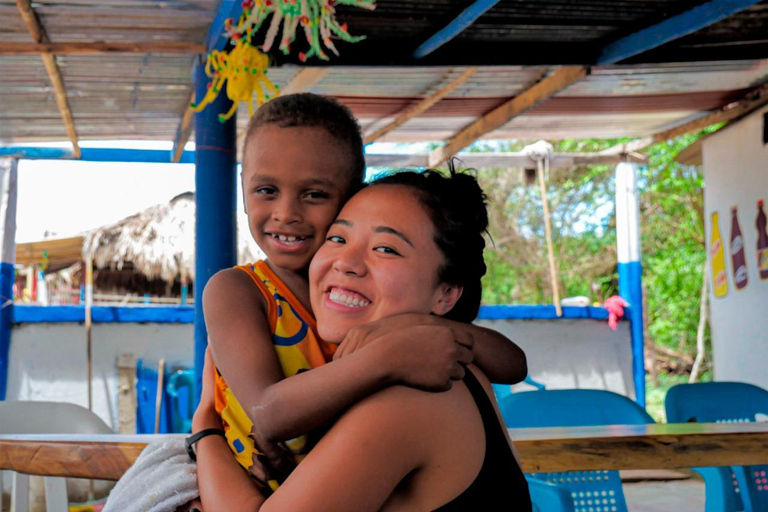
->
[665,381,768,512]
[167,369,196,433]
[500,389,655,512]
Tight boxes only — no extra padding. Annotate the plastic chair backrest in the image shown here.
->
[500,389,653,428]
[0,400,113,435]
[501,389,654,512]
[0,401,113,511]
[665,381,768,512]
[167,369,195,433]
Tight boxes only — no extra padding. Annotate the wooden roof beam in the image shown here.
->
[600,85,768,155]
[15,0,81,158]
[0,41,206,55]
[428,66,589,168]
[365,67,478,145]
[171,90,196,163]
[280,68,330,96]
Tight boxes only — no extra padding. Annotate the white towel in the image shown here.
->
[103,436,198,512]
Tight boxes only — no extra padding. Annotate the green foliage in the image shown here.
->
[476,128,720,372]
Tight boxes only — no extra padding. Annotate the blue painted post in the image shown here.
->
[615,161,646,407]
[193,63,238,405]
[0,158,18,400]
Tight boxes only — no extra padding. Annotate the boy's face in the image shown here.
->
[242,125,356,273]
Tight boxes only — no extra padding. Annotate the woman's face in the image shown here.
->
[309,185,461,343]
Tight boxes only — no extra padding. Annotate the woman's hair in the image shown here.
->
[370,164,488,323]
[243,93,365,190]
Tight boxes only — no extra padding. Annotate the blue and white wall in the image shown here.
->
[702,105,768,389]
[7,305,632,429]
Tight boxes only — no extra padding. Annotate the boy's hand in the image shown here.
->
[248,432,296,485]
[336,314,474,391]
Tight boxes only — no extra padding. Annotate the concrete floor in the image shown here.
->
[624,479,706,512]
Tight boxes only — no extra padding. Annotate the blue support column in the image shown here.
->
[0,158,18,400]
[193,63,237,405]
[615,161,645,407]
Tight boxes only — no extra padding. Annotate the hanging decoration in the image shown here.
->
[237,0,376,62]
[191,38,278,122]
[192,0,374,121]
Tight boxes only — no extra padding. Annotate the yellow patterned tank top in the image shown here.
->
[213,260,336,485]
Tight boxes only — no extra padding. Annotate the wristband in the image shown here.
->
[185,428,226,461]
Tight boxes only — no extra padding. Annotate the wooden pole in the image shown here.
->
[154,359,166,434]
[84,258,93,411]
[536,160,562,316]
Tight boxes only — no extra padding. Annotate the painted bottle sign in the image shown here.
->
[729,206,748,290]
[710,212,728,298]
[757,199,768,280]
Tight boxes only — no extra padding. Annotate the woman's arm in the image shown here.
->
[193,349,266,512]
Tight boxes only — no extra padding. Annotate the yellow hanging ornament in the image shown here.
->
[191,37,279,123]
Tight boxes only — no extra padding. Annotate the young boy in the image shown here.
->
[190,93,527,511]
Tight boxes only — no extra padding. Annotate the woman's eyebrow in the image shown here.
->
[375,226,414,247]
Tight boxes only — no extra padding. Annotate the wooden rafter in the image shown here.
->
[15,0,81,158]
[364,67,478,145]
[600,85,768,156]
[280,68,330,96]
[428,66,589,167]
[653,86,768,142]
[172,90,196,163]
[0,41,206,55]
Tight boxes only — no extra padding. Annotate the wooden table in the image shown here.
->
[509,422,768,473]
[1,423,766,480]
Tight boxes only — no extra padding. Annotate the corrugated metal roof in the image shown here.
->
[1,1,767,146]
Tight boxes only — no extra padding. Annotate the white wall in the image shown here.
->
[476,319,635,397]
[7,316,634,430]
[702,105,768,389]
[6,323,193,430]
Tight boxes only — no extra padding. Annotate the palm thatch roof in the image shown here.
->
[82,192,263,283]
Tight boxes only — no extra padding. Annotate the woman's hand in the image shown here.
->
[335,313,474,391]
[192,348,221,431]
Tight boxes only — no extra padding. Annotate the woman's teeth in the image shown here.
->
[329,289,371,308]
[272,234,306,243]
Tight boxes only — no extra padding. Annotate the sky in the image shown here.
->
[13,141,425,243]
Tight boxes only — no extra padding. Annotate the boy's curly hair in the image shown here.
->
[243,93,365,189]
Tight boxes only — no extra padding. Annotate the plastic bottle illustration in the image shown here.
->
[710,212,728,298]
[729,206,748,290]
[757,199,768,280]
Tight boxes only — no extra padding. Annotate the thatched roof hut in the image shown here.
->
[82,192,264,285]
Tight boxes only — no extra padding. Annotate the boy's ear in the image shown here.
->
[431,284,463,316]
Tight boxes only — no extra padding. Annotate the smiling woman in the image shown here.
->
[257,169,532,512]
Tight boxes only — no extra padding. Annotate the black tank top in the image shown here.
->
[431,370,532,512]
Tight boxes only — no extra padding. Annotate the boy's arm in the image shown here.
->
[204,270,473,447]
[194,349,265,512]
[334,313,527,385]
[456,323,528,384]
